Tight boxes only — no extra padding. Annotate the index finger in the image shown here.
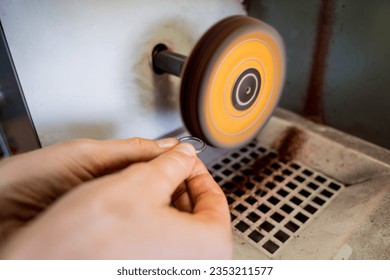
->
[104,142,198,207]
[186,158,230,225]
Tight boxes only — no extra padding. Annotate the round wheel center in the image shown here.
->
[231,68,261,110]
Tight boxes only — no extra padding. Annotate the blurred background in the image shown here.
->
[0,0,389,154]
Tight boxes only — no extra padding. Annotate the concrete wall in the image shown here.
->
[249,0,390,149]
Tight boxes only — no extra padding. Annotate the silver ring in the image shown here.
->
[178,136,207,154]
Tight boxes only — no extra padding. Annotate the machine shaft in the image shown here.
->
[152,44,187,77]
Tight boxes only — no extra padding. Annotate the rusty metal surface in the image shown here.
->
[198,108,390,259]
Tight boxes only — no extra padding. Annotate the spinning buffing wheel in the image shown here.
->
[152,15,286,148]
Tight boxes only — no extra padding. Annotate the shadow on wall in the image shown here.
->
[130,18,195,115]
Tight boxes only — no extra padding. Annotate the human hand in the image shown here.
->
[0,137,178,246]
[0,139,232,259]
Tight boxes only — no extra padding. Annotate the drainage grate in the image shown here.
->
[208,140,344,257]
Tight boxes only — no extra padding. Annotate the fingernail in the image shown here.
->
[174,143,196,156]
[156,138,178,149]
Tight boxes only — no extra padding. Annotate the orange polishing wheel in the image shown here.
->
[152,15,286,148]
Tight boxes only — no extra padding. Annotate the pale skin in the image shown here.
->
[0,138,232,259]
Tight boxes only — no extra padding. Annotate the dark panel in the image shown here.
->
[0,21,40,156]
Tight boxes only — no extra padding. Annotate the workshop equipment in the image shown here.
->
[1,0,389,260]
[152,15,285,148]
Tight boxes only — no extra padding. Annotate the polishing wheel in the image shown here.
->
[152,15,286,148]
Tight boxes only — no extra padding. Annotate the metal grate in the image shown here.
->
[208,140,344,257]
